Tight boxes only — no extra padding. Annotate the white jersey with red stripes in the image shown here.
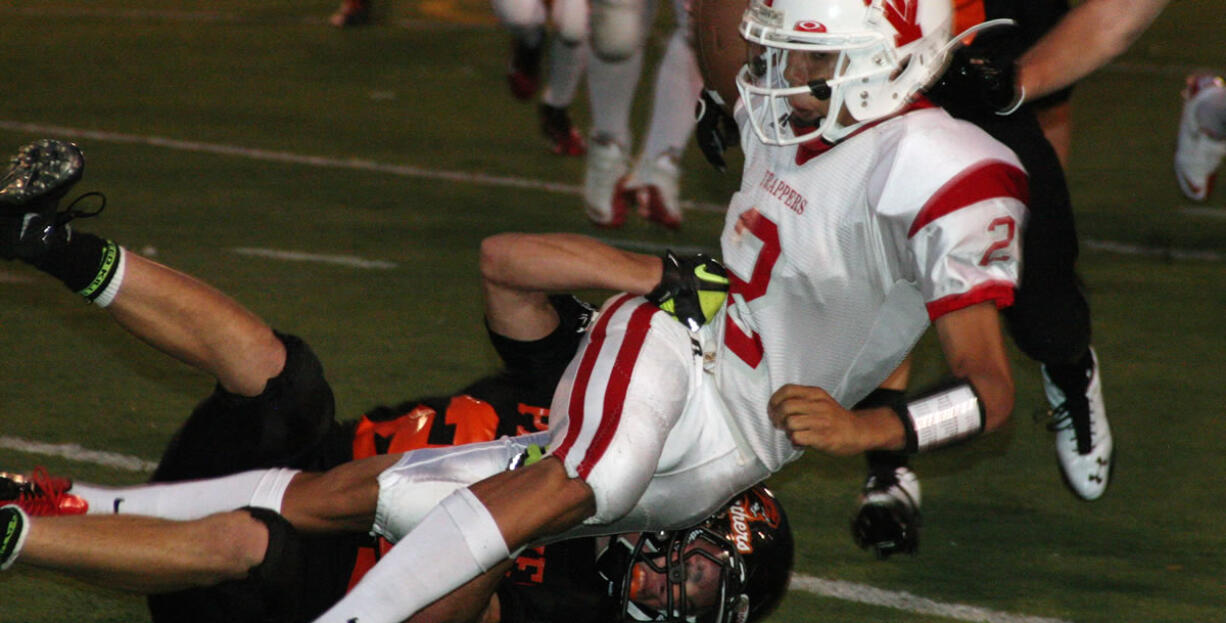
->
[375,294,770,537]
[379,107,1028,533]
[714,105,1029,472]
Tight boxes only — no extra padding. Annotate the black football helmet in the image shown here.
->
[597,484,794,623]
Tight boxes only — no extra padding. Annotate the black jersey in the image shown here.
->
[497,539,618,623]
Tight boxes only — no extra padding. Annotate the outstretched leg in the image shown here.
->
[0,139,285,397]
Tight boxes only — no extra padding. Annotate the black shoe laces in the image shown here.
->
[54,191,106,226]
[1038,398,1094,454]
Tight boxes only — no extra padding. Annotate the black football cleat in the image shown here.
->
[851,466,921,560]
[0,139,101,260]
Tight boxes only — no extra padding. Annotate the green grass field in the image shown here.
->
[1,1,1224,621]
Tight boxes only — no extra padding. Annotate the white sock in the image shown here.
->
[587,49,644,146]
[72,468,298,520]
[91,244,127,308]
[313,487,510,623]
[541,37,588,108]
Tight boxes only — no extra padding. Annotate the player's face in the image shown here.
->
[627,538,727,616]
[781,49,839,125]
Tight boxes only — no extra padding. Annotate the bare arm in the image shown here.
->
[1017,0,1169,101]
[931,301,1014,433]
[479,233,663,341]
[768,302,1013,455]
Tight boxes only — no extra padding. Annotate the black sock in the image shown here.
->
[25,232,122,302]
[1045,349,1094,399]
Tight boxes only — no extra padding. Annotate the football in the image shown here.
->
[690,0,751,114]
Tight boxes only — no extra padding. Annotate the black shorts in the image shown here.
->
[147,332,359,623]
[940,0,1091,365]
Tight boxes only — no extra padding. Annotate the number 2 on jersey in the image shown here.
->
[979,216,1016,266]
[724,209,781,368]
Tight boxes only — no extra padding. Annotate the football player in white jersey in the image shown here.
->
[1,3,1027,622]
[310,2,1023,620]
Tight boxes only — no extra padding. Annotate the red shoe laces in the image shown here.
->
[19,467,75,516]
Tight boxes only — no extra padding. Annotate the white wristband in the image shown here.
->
[899,383,985,453]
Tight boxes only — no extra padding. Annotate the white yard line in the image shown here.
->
[1083,238,1225,262]
[0,120,725,213]
[1178,205,1226,220]
[0,436,159,472]
[791,575,1074,623]
[230,247,398,269]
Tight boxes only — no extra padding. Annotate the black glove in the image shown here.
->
[645,250,729,331]
[927,46,1023,117]
[694,90,740,173]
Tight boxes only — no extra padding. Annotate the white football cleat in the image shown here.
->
[1042,348,1113,501]
[583,137,631,228]
[1175,73,1226,202]
[624,151,683,230]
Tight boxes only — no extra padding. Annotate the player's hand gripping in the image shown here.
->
[769,384,872,456]
[645,250,730,331]
[927,45,1023,116]
[694,90,739,172]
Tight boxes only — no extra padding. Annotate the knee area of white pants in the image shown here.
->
[493,0,545,32]
[372,434,547,542]
[575,468,644,524]
[589,1,644,61]
[551,0,588,43]
[555,22,588,46]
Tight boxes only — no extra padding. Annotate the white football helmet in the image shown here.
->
[736,0,953,146]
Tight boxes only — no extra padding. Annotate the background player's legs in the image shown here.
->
[583,48,644,226]
[538,0,590,156]
[1175,72,1226,202]
[622,0,704,229]
[977,110,1112,501]
[854,360,922,559]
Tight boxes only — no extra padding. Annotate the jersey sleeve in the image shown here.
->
[876,115,1030,321]
[907,158,1028,320]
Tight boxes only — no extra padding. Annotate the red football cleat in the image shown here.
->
[539,104,587,157]
[0,467,88,516]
